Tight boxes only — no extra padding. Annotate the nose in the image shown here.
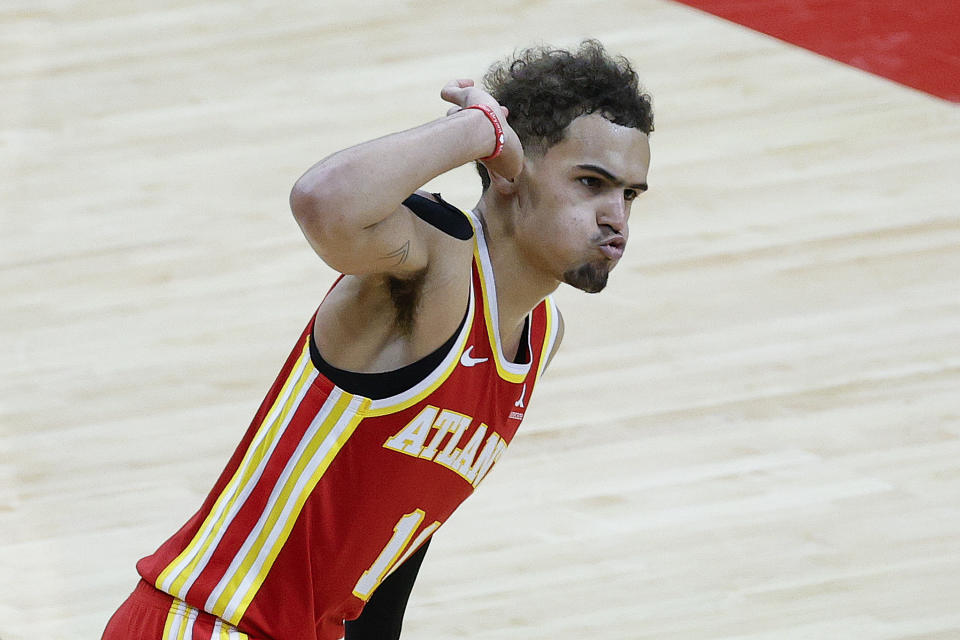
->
[598,193,628,236]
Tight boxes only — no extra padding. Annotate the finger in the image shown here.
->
[441,78,473,94]
[440,80,467,105]
[446,105,461,116]
[440,87,463,105]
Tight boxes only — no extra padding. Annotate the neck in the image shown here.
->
[474,197,559,348]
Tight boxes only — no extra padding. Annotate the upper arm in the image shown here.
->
[291,187,432,276]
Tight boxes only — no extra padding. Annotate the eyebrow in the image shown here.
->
[576,164,648,192]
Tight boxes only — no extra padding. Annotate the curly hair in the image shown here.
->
[477,40,654,190]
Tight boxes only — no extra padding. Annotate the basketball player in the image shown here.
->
[103,40,653,640]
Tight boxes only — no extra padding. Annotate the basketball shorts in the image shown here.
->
[102,579,254,640]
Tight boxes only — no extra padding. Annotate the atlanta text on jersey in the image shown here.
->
[382,405,509,487]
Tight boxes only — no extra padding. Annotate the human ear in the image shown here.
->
[488,165,520,197]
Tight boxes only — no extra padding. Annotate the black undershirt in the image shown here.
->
[309,309,466,400]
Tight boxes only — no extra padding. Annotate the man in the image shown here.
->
[103,40,653,640]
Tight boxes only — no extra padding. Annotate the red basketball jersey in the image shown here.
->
[136,212,562,640]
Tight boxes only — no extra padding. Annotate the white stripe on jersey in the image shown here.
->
[159,347,318,596]
[467,210,532,380]
[536,295,560,381]
[208,389,365,621]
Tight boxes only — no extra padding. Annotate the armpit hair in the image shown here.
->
[386,269,427,335]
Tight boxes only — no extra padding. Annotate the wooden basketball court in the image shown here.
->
[2,1,958,638]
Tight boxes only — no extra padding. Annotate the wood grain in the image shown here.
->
[2,1,958,638]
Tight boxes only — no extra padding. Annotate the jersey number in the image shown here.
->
[352,509,440,601]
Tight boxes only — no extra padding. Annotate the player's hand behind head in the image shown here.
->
[441,79,523,182]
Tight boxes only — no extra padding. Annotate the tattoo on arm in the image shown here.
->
[382,240,411,266]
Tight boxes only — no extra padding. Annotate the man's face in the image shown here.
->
[515,114,651,293]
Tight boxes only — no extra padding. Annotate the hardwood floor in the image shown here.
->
[2,1,958,637]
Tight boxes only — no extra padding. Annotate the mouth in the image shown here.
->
[597,236,625,261]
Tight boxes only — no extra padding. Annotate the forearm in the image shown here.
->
[290,108,495,233]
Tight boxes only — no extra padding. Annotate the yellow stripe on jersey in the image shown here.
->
[161,600,177,639]
[162,599,250,640]
[362,336,465,418]
[472,246,527,384]
[464,212,529,384]
[179,603,195,640]
[161,599,196,640]
[157,340,317,597]
[213,619,250,640]
[228,393,368,621]
[210,389,371,624]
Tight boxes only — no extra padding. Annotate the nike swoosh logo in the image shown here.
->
[460,346,489,368]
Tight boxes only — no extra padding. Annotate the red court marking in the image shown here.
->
[671,0,960,103]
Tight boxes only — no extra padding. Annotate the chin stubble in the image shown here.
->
[562,261,609,293]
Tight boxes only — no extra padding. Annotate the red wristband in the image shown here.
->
[463,104,505,161]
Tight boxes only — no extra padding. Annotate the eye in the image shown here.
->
[578,176,602,189]
[624,189,638,202]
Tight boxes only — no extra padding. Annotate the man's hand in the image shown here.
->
[441,79,524,182]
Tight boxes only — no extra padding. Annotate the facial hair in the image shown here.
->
[562,260,609,293]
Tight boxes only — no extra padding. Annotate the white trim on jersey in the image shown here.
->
[536,295,561,382]
[158,347,320,597]
[466,209,533,381]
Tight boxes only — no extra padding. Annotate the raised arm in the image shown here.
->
[289,80,522,276]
